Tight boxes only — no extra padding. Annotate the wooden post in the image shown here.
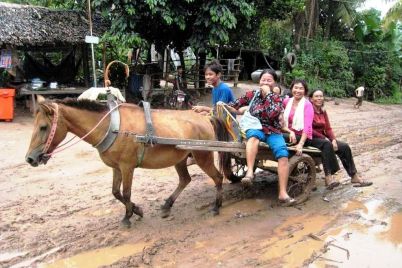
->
[102,42,107,87]
[194,52,199,89]
[82,44,90,87]
[234,58,241,87]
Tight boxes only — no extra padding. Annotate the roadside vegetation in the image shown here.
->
[5,0,401,102]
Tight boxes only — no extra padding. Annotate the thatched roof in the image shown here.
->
[0,2,107,48]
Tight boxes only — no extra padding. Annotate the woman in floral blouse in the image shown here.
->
[225,69,295,206]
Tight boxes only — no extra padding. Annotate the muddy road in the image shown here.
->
[1,95,402,268]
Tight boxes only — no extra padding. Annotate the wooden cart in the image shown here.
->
[131,133,321,205]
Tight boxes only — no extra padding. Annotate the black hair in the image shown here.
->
[204,59,223,74]
[259,69,278,82]
[309,88,325,109]
[309,88,324,98]
[289,79,309,95]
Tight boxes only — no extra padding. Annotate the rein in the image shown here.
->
[43,102,123,158]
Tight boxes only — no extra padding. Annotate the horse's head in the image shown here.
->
[25,96,68,166]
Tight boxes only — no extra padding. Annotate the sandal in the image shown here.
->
[326,181,340,190]
[278,197,296,207]
[352,180,373,187]
[242,174,254,184]
[325,176,340,190]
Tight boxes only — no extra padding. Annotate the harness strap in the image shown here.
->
[141,101,156,145]
[136,143,146,168]
[94,99,121,153]
[134,101,155,167]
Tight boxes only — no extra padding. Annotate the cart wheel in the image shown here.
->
[287,154,316,204]
[227,157,256,183]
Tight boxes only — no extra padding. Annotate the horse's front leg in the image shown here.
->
[193,151,224,215]
[114,167,143,227]
[161,158,191,218]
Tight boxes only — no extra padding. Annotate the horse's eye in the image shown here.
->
[40,125,47,131]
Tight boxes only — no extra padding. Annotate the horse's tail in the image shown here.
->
[209,117,232,178]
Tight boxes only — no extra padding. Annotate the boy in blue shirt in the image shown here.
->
[192,60,235,115]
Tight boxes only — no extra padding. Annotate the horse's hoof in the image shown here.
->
[211,208,220,216]
[121,218,131,228]
[161,208,171,218]
[133,206,143,218]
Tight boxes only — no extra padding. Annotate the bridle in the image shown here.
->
[40,102,122,159]
[42,103,59,156]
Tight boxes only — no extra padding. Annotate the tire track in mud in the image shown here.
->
[2,99,402,267]
[328,104,402,157]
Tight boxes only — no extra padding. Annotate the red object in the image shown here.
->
[0,88,15,121]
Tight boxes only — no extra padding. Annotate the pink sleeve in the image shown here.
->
[283,96,289,107]
[303,100,314,139]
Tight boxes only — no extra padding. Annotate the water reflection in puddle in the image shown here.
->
[206,199,267,223]
[260,214,335,267]
[312,201,402,267]
[313,223,402,267]
[343,198,384,218]
[260,199,402,267]
[0,251,29,262]
[381,211,402,245]
[40,243,148,268]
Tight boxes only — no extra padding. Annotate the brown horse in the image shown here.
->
[25,97,231,226]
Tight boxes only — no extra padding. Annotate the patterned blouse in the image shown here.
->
[230,90,284,134]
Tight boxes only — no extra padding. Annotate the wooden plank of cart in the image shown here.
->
[131,127,321,205]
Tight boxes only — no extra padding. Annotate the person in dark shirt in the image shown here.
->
[309,89,373,188]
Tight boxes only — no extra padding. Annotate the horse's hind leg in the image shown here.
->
[161,159,191,218]
[192,151,224,215]
[113,167,143,227]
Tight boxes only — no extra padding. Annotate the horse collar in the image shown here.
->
[94,100,121,153]
[141,101,156,145]
[43,103,59,155]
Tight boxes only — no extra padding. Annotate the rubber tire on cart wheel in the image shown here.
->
[287,154,316,204]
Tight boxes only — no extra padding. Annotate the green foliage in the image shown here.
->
[259,19,292,61]
[354,9,384,43]
[383,0,402,30]
[288,40,354,97]
[374,84,402,104]
[351,8,402,100]
[94,0,255,52]
[262,0,304,20]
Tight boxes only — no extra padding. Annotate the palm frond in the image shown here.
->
[383,0,402,29]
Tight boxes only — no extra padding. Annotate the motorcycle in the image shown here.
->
[167,89,191,109]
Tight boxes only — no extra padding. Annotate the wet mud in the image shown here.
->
[1,96,402,267]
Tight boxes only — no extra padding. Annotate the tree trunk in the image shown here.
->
[177,50,186,79]
[293,12,305,48]
[324,0,335,40]
[306,0,318,42]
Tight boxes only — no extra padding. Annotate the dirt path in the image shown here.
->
[1,93,402,268]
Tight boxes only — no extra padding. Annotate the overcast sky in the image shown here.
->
[359,0,397,17]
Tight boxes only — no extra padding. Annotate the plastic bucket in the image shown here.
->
[0,88,16,121]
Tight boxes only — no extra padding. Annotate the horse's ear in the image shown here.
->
[37,95,45,104]
[38,103,54,115]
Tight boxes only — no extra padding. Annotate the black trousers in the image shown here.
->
[309,138,357,177]
[284,134,357,177]
[355,96,363,107]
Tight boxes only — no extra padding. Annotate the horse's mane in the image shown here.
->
[54,98,108,112]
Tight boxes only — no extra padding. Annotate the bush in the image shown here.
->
[286,40,354,97]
